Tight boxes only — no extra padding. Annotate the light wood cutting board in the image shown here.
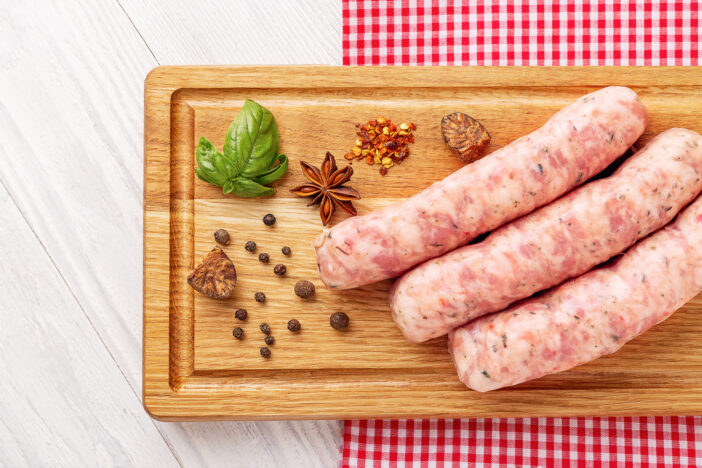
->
[144,66,702,420]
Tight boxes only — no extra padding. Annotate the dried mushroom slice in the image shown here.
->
[441,112,491,163]
[187,246,236,299]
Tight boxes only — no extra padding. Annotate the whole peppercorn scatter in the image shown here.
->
[214,229,230,245]
[234,308,248,321]
[232,327,244,339]
[330,312,350,330]
[254,292,266,303]
[264,335,275,346]
[262,213,276,226]
[245,241,257,253]
[259,323,271,335]
[287,319,301,332]
[294,280,315,298]
[273,264,287,276]
[260,347,271,359]
[258,253,270,263]
[281,246,291,256]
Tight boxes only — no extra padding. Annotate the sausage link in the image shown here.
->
[314,87,647,289]
[450,187,702,392]
[391,129,702,342]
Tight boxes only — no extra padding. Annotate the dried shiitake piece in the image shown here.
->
[187,246,237,299]
[441,112,491,163]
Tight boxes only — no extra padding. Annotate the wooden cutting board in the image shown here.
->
[144,66,702,420]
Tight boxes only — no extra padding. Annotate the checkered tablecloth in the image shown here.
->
[343,0,700,65]
[340,1,702,467]
[341,418,702,467]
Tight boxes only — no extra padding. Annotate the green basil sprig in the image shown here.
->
[195,99,288,197]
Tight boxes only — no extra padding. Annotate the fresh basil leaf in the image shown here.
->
[213,145,239,181]
[223,177,275,198]
[224,99,279,180]
[195,137,228,186]
[222,179,236,194]
[252,154,288,186]
[194,100,288,198]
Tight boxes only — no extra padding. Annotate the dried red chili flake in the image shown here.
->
[344,116,416,175]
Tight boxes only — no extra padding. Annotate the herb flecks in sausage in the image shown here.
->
[390,128,697,343]
[451,182,702,392]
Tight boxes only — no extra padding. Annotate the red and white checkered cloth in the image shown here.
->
[341,418,702,467]
[343,0,700,65]
[340,1,702,467]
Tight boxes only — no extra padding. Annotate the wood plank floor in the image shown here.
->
[0,1,342,466]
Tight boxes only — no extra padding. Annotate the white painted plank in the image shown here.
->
[0,185,179,467]
[0,0,155,387]
[0,1,342,466]
[117,0,342,65]
[167,420,343,468]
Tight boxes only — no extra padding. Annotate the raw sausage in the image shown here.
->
[449,190,702,392]
[314,87,647,289]
[391,129,702,342]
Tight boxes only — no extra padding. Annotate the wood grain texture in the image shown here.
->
[145,66,702,420]
[118,0,342,65]
[1,2,342,466]
[0,185,179,467]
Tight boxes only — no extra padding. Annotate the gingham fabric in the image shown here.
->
[340,1,702,466]
[343,0,701,65]
[341,418,702,467]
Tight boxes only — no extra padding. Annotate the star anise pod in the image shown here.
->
[290,151,361,226]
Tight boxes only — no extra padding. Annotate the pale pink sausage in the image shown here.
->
[314,87,647,289]
[391,129,702,342]
[450,192,702,392]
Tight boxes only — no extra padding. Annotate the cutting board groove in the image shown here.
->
[144,66,702,420]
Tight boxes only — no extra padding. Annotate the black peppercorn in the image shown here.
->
[260,347,271,358]
[254,292,266,303]
[294,280,315,298]
[264,335,275,346]
[259,323,271,335]
[263,213,276,226]
[232,327,244,339]
[330,312,349,330]
[235,308,247,321]
[282,246,291,256]
[259,253,270,263]
[287,319,301,332]
[214,229,230,245]
[245,241,257,252]
[273,264,287,276]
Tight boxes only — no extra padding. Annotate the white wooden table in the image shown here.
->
[0,1,343,466]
